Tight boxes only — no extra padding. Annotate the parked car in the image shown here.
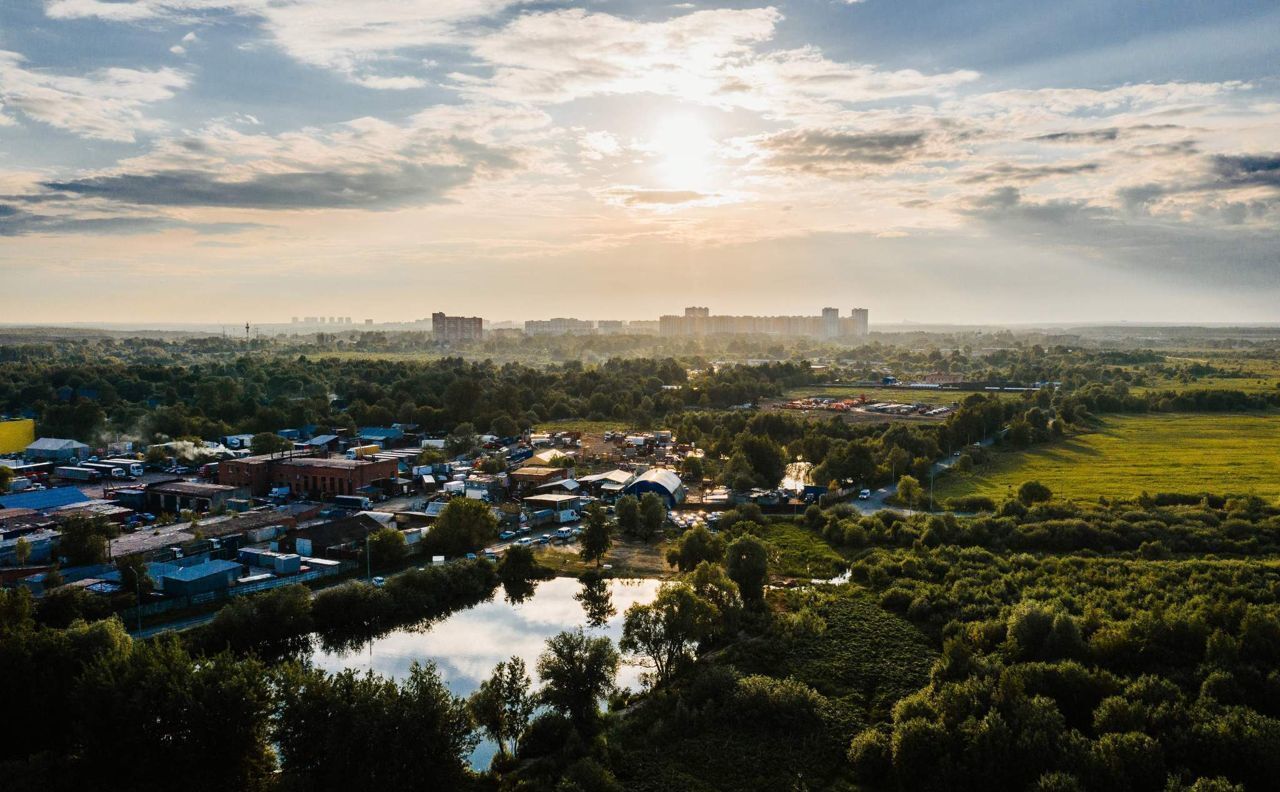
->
[465,553,478,560]
[372,576,386,587]
[499,530,515,540]
[537,534,552,544]
[516,537,533,547]
[858,489,871,500]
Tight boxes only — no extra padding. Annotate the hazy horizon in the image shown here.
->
[2,1,1278,323]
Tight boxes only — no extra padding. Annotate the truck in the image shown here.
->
[334,494,373,510]
[556,509,579,524]
[82,462,130,480]
[105,459,146,477]
[345,444,381,459]
[56,466,101,482]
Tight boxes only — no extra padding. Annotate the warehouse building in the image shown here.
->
[218,453,397,499]
[146,481,248,514]
[24,437,90,463]
[623,468,687,507]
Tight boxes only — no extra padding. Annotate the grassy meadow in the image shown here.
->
[935,412,1280,501]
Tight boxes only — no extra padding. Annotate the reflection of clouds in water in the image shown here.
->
[309,577,660,769]
[311,577,659,694]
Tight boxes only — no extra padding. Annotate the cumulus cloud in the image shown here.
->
[454,8,976,115]
[33,110,526,212]
[0,49,188,141]
[45,0,522,88]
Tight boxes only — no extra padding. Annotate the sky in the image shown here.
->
[0,0,1277,325]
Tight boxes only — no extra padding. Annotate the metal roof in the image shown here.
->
[0,486,93,512]
[161,559,242,582]
[628,468,683,495]
[25,437,90,452]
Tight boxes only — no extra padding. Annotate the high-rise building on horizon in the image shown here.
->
[851,308,869,337]
[432,312,484,343]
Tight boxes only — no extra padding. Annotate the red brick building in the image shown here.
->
[219,453,398,499]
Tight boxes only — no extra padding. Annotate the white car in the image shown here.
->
[858,489,871,500]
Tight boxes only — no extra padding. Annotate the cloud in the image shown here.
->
[748,129,928,176]
[600,187,721,208]
[1210,153,1280,188]
[32,110,527,212]
[0,201,261,236]
[0,50,188,141]
[45,0,523,88]
[959,162,1102,184]
[454,8,976,115]
[44,164,486,210]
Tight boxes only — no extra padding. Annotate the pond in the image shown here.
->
[309,576,661,768]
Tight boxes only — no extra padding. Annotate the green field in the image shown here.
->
[936,412,1280,501]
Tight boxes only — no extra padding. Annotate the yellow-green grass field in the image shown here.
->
[935,412,1280,502]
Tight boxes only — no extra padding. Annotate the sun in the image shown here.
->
[650,114,717,190]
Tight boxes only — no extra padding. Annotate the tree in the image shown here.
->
[249,431,291,455]
[620,582,718,687]
[498,544,539,603]
[735,434,787,488]
[579,503,612,567]
[537,628,619,733]
[726,534,769,602]
[58,514,118,566]
[615,495,640,537]
[275,661,477,789]
[14,537,31,567]
[638,492,667,541]
[1018,480,1053,505]
[681,455,705,482]
[115,554,154,598]
[666,524,726,572]
[896,475,922,507]
[429,497,498,556]
[469,656,535,757]
[366,526,407,570]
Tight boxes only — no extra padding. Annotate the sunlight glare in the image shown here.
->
[651,114,717,190]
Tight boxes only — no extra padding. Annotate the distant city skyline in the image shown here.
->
[1,1,1277,323]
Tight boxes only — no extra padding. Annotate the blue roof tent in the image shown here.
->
[623,469,687,508]
[0,486,92,512]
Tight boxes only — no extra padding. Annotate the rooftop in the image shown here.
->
[148,481,239,496]
[161,559,242,582]
[281,457,389,470]
[0,486,92,512]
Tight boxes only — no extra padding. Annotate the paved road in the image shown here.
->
[848,435,998,516]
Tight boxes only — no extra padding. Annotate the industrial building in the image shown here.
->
[145,481,248,514]
[218,453,398,499]
[623,468,687,507]
[24,437,91,463]
[431,312,484,343]
[157,559,242,597]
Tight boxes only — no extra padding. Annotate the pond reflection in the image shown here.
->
[575,571,617,628]
[308,576,659,768]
